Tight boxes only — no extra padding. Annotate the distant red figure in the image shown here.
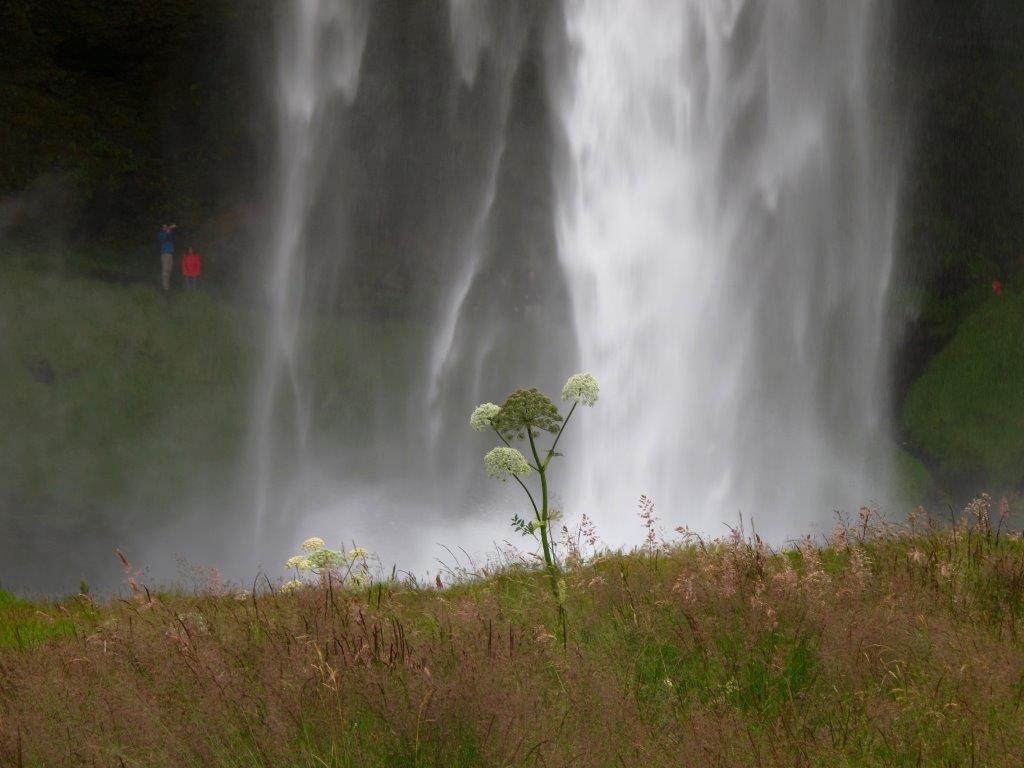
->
[992,279,1002,296]
[181,247,202,290]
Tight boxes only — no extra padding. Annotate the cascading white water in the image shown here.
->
[556,0,899,540]
[252,0,898,576]
[251,0,370,541]
[250,1,551,573]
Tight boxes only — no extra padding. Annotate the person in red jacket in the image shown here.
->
[181,246,201,290]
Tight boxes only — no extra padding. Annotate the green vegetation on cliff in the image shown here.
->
[0,252,252,529]
[0,250,420,594]
[0,0,269,243]
[904,289,1024,487]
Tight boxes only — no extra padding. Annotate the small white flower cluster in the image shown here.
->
[470,402,501,432]
[561,372,599,407]
[484,446,531,480]
[283,537,374,591]
[176,612,208,635]
[307,547,345,570]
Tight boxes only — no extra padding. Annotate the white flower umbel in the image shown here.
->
[281,579,304,593]
[306,548,345,570]
[285,555,311,572]
[484,446,532,481]
[301,536,326,552]
[470,402,501,432]
[561,373,600,407]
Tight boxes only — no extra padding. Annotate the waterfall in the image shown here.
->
[250,0,371,544]
[250,2,563,569]
[556,0,899,539]
[252,0,898,573]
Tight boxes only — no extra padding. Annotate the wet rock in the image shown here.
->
[28,357,55,384]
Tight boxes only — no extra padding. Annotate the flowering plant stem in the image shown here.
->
[492,402,578,646]
[473,374,598,648]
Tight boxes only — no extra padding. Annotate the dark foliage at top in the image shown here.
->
[0,0,271,245]
[893,0,1024,286]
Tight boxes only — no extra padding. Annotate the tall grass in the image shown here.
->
[2,501,1024,766]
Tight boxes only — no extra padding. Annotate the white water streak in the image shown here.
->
[251,0,370,538]
[557,0,898,540]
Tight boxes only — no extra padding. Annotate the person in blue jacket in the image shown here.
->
[158,223,177,292]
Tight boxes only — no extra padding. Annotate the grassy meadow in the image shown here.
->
[2,505,1024,767]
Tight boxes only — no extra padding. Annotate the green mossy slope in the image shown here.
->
[0,257,253,531]
[0,252,420,547]
[903,290,1024,487]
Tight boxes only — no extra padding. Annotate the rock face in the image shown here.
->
[893,0,1024,281]
[27,358,54,385]
[0,0,271,244]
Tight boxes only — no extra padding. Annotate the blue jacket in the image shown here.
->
[158,229,174,254]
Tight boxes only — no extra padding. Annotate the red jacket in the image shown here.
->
[181,251,201,278]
